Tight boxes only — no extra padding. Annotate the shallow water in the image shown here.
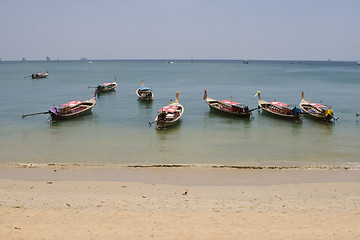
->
[0,60,359,168]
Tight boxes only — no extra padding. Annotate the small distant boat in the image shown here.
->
[256,91,302,122]
[357,62,360,65]
[31,71,48,79]
[91,77,117,93]
[150,92,184,129]
[22,91,97,122]
[167,61,174,64]
[243,60,249,64]
[203,90,253,118]
[300,92,335,122]
[136,80,154,101]
[88,60,93,64]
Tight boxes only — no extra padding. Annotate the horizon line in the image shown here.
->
[0,58,358,63]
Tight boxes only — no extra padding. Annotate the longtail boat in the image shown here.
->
[31,71,48,79]
[92,77,117,93]
[299,91,335,122]
[255,91,302,122]
[203,90,253,118]
[150,91,183,129]
[136,80,154,101]
[22,91,97,122]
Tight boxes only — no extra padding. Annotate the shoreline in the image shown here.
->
[3,162,360,170]
[1,164,359,186]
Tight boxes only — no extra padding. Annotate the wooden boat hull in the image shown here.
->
[32,76,47,79]
[32,73,48,79]
[136,88,154,101]
[155,103,183,129]
[98,82,117,93]
[299,92,334,122]
[258,99,302,122]
[299,100,333,122]
[155,117,180,129]
[99,86,116,92]
[49,97,96,121]
[205,97,251,118]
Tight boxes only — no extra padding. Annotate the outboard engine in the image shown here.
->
[158,112,167,121]
[291,107,303,122]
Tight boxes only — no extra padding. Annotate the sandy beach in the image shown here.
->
[1,165,360,240]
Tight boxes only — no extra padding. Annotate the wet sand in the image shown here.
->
[1,165,360,239]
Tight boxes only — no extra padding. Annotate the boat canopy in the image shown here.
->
[140,86,152,91]
[102,82,113,86]
[158,105,178,113]
[309,102,327,108]
[220,100,243,106]
[270,101,288,107]
[60,101,82,108]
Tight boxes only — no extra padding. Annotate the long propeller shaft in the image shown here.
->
[22,111,49,119]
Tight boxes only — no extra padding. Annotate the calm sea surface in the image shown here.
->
[0,60,359,168]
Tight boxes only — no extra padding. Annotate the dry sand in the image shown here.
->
[0,166,360,240]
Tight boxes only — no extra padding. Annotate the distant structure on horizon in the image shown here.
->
[22,57,26,61]
[46,56,51,61]
[80,58,88,61]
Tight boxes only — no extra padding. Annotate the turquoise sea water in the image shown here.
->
[0,60,359,168]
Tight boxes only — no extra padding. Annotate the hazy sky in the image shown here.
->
[1,0,359,61]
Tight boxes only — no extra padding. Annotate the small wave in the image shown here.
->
[2,163,359,170]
